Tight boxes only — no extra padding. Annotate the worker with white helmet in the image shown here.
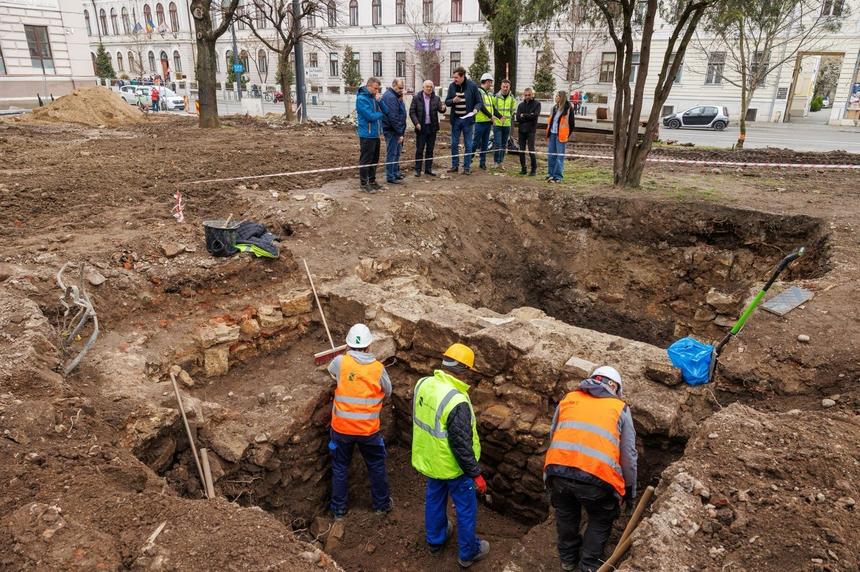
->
[326,323,393,518]
[471,72,504,171]
[544,365,638,572]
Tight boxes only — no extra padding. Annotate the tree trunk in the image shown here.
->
[493,37,516,91]
[279,53,294,122]
[196,37,220,128]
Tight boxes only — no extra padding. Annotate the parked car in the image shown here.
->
[118,85,185,111]
[662,105,729,131]
[118,84,141,104]
[822,96,831,108]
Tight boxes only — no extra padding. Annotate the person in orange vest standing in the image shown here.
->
[327,323,393,518]
[544,366,638,572]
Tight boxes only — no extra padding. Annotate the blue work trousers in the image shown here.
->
[548,133,567,180]
[329,432,390,515]
[425,474,482,561]
[493,125,511,164]
[450,117,474,170]
[384,131,403,181]
[472,121,492,168]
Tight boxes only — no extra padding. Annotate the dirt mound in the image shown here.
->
[21,87,144,127]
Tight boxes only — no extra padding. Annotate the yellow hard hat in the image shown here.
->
[443,343,475,370]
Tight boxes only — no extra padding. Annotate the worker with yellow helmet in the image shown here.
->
[412,343,489,568]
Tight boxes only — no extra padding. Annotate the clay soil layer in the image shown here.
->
[0,114,858,572]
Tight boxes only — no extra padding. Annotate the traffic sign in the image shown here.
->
[232,63,244,73]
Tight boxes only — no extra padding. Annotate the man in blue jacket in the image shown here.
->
[381,79,407,184]
[356,77,389,192]
[445,67,481,175]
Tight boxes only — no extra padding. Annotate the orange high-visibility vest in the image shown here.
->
[546,108,571,143]
[331,354,385,436]
[544,390,626,496]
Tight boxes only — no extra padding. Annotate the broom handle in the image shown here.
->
[303,258,335,350]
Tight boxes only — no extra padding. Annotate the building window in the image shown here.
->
[633,0,647,25]
[144,4,153,28]
[567,51,581,82]
[256,5,267,28]
[210,6,219,27]
[599,52,615,83]
[24,25,55,74]
[478,7,485,21]
[84,10,92,36]
[449,51,460,76]
[160,50,169,76]
[372,0,381,25]
[396,51,406,77]
[630,52,640,83]
[667,53,683,83]
[258,49,267,74]
[309,52,318,67]
[0,46,6,75]
[122,8,130,34]
[307,10,315,28]
[169,2,180,31]
[705,51,725,85]
[117,52,124,71]
[349,0,358,26]
[99,9,108,35]
[423,0,433,23]
[110,8,119,35]
[128,51,136,74]
[451,0,462,22]
[328,1,337,26]
[226,50,233,73]
[173,50,182,73]
[821,0,845,16]
[156,3,165,25]
[239,50,250,74]
[373,51,382,77]
[396,0,405,23]
[329,52,339,77]
[751,51,769,87]
[237,5,245,30]
[148,50,157,72]
[91,52,97,74]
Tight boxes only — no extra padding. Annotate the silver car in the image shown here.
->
[662,105,730,131]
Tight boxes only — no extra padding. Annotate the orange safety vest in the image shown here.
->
[546,108,571,143]
[544,390,626,496]
[331,354,385,436]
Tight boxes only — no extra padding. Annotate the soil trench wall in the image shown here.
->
[322,276,704,522]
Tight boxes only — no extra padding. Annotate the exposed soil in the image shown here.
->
[9,87,145,128]
[1,111,858,571]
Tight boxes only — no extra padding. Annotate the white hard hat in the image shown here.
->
[591,365,623,388]
[480,73,494,83]
[345,323,373,349]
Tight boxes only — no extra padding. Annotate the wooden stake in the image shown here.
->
[200,448,216,499]
[595,485,656,572]
[303,258,335,350]
[170,371,209,499]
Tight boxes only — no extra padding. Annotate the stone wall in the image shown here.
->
[322,277,703,522]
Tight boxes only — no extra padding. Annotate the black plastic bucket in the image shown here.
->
[203,220,240,257]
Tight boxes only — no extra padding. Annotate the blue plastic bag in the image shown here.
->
[667,337,714,385]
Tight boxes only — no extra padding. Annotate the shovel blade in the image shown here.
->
[314,344,348,366]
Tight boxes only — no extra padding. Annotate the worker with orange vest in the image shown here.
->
[544,365,638,572]
[327,323,393,518]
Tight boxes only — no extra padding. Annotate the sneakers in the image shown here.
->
[447,167,459,173]
[463,168,472,175]
[396,173,405,180]
[528,171,537,177]
[374,497,394,515]
[425,171,437,177]
[428,522,454,555]
[369,181,382,191]
[520,168,527,175]
[415,171,422,177]
[387,179,402,185]
[561,562,577,571]
[331,509,348,520]
[479,164,487,170]
[457,540,490,568]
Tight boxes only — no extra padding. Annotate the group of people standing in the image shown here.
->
[355,68,578,191]
[327,323,639,571]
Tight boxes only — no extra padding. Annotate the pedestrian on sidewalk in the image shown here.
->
[545,366,638,572]
[516,87,541,176]
[381,78,407,184]
[493,79,516,169]
[327,324,393,518]
[150,86,160,112]
[546,90,575,183]
[412,343,490,568]
[355,77,389,192]
[472,73,502,170]
[409,79,447,177]
[445,67,480,174]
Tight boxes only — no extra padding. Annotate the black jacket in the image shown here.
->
[516,99,542,133]
[447,402,481,477]
[409,91,447,133]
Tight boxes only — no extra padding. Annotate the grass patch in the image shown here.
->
[560,165,614,186]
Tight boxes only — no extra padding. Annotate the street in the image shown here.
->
[659,121,860,153]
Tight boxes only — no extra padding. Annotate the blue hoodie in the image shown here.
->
[355,85,389,139]
[380,87,407,136]
[545,377,638,499]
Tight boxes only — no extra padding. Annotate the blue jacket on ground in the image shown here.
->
[445,78,481,121]
[356,85,389,139]
[380,87,407,136]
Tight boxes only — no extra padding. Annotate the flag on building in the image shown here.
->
[132,21,143,34]
[145,16,155,33]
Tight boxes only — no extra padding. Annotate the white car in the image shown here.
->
[117,85,185,111]
[118,84,142,104]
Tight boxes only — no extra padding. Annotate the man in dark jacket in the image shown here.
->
[381,79,407,184]
[409,79,447,177]
[516,87,542,176]
[544,366,638,572]
[445,67,481,174]
[355,77,389,192]
[412,343,489,568]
